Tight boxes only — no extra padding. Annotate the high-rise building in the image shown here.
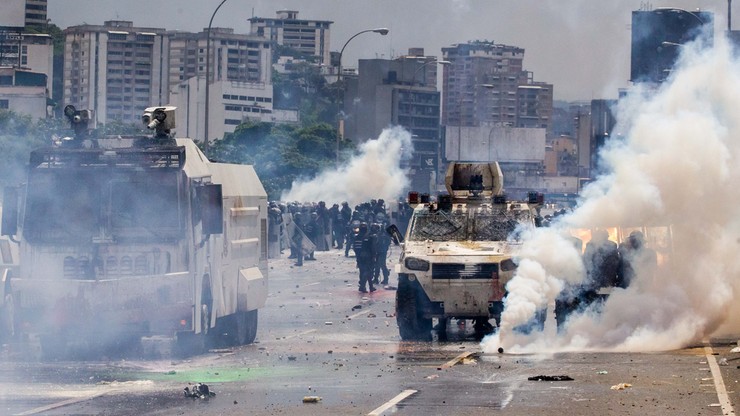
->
[441,41,552,132]
[168,28,272,87]
[24,0,48,28]
[344,51,442,193]
[167,28,279,141]
[0,0,47,31]
[630,8,713,84]
[62,21,169,125]
[248,10,332,66]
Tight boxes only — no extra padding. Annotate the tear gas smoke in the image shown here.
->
[483,34,740,353]
[280,127,413,206]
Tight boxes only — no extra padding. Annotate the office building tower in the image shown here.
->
[249,10,332,66]
[63,21,169,124]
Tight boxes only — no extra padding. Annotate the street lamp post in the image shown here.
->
[337,28,389,82]
[204,0,228,157]
[411,60,450,85]
[335,27,389,166]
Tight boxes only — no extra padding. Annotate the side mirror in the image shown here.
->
[199,184,223,235]
[1,187,18,236]
[385,224,404,246]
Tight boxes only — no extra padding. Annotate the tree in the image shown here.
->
[209,121,352,199]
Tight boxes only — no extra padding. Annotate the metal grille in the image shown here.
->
[409,211,467,241]
[432,263,498,279]
[472,213,522,241]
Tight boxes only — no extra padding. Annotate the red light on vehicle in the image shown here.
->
[408,191,419,204]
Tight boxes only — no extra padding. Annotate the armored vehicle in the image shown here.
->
[0,106,268,357]
[393,162,542,340]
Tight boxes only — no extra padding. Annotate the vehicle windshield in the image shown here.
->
[24,170,184,244]
[24,172,101,244]
[407,208,531,242]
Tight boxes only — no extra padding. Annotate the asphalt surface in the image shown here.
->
[1,247,739,415]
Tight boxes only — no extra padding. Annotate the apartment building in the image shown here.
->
[63,21,169,124]
[345,51,442,192]
[249,10,332,66]
[441,40,552,131]
[0,0,47,30]
[168,28,277,141]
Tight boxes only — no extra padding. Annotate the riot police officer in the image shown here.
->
[353,222,376,293]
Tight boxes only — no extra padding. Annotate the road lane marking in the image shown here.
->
[704,346,735,415]
[15,390,114,416]
[440,351,475,369]
[368,389,417,416]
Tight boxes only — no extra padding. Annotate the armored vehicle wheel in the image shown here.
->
[233,310,258,345]
[396,285,432,341]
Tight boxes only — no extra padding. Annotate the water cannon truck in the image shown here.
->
[0,105,268,357]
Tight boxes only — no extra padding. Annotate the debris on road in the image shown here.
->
[303,396,322,403]
[425,374,439,380]
[610,383,632,390]
[528,375,574,381]
[184,383,216,399]
[597,370,608,375]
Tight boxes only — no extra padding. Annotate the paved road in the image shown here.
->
[1,248,739,415]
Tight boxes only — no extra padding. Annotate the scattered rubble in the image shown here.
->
[303,396,322,403]
[528,375,574,381]
[184,383,216,399]
[610,383,632,390]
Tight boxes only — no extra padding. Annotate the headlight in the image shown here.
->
[405,257,430,271]
[500,258,517,272]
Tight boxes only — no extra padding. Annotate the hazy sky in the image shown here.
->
[47,0,732,101]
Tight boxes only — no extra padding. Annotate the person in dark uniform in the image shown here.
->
[372,222,391,285]
[618,230,657,288]
[303,212,318,261]
[353,222,376,293]
[291,213,305,267]
[346,219,360,258]
[556,229,618,328]
[329,203,343,249]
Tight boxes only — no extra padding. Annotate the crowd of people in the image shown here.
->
[267,199,414,293]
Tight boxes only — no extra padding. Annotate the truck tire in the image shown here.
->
[212,310,258,347]
[396,285,431,341]
[234,310,258,345]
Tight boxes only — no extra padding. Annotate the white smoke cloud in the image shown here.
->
[280,126,413,206]
[483,34,740,353]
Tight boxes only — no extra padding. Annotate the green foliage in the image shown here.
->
[208,121,353,199]
[272,63,343,126]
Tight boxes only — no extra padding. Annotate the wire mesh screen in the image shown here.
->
[408,209,532,242]
[408,211,467,241]
[472,213,523,241]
